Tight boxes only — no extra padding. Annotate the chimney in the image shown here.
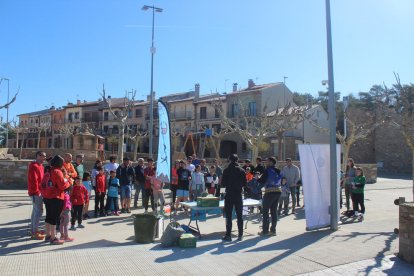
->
[77,99,81,105]
[195,83,200,99]
[232,83,238,92]
[146,92,156,102]
[248,79,255,89]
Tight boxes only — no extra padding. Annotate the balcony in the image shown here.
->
[197,112,220,121]
[171,111,193,121]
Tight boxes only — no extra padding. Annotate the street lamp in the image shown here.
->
[325,0,338,231]
[142,4,163,158]
[0,78,10,147]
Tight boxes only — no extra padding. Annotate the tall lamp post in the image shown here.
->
[142,4,163,158]
[1,78,10,147]
[325,0,338,231]
[283,76,288,105]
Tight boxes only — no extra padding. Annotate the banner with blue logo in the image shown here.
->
[156,101,171,183]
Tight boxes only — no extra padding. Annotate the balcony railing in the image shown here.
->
[196,112,220,120]
[171,111,193,120]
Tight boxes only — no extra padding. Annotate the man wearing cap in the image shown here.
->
[116,157,135,213]
[27,151,46,240]
[221,154,246,242]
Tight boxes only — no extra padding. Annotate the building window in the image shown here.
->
[68,113,73,122]
[200,107,207,119]
[248,102,256,116]
[231,103,238,117]
[214,108,220,118]
[128,110,132,118]
[112,126,119,134]
[103,126,108,134]
[75,112,79,119]
[242,142,247,152]
[135,109,143,118]
[114,111,120,117]
[104,112,109,121]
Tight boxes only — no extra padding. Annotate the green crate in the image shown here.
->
[178,233,197,248]
[197,196,220,207]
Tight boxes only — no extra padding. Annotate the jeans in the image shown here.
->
[30,195,43,234]
[224,194,243,236]
[289,187,296,209]
[106,196,119,212]
[262,192,281,233]
[278,196,289,215]
[133,183,144,207]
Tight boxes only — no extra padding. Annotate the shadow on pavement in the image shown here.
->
[381,255,414,276]
[0,202,31,210]
[50,239,136,252]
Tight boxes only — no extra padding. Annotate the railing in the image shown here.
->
[171,111,193,120]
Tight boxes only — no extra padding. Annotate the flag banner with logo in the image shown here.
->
[156,101,171,183]
[298,144,341,230]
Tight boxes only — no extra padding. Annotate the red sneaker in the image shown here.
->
[64,236,75,242]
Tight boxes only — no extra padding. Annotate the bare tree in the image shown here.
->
[34,121,51,149]
[390,73,414,200]
[212,97,306,161]
[205,125,233,159]
[126,124,148,161]
[101,87,136,161]
[57,124,76,149]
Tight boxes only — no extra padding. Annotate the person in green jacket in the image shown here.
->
[351,167,366,221]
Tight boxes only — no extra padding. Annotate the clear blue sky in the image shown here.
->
[1,0,413,121]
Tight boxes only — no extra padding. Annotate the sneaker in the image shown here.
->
[70,225,76,231]
[64,236,75,242]
[358,214,364,222]
[268,231,277,236]
[292,210,296,214]
[77,224,85,229]
[121,208,126,213]
[44,235,51,242]
[114,212,120,216]
[222,235,232,242]
[126,209,131,214]
[237,235,243,241]
[258,231,269,236]
[31,232,45,240]
[50,238,64,245]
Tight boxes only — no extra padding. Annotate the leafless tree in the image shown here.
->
[101,87,136,161]
[126,124,148,161]
[34,121,51,149]
[57,124,76,149]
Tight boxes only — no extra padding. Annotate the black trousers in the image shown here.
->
[143,188,154,211]
[71,204,84,225]
[170,185,178,204]
[351,193,365,214]
[262,192,281,233]
[44,198,64,226]
[224,195,243,236]
[215,185,221,197]
[95,192,105,214]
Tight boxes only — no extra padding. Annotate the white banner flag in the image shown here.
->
[156,101,171,183]
[298,144,341,230]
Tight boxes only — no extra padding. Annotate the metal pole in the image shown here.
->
[149,7,155,158]
[325,0,338,231]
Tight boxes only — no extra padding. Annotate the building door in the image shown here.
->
[220,140,237,158]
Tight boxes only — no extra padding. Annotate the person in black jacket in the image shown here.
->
[221,154,246,242]
[116,157,135,213]
[133,158,146,208]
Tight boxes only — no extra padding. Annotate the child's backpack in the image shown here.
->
[40,169,56,198]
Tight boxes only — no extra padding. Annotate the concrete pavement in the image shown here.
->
[0,177,413,275]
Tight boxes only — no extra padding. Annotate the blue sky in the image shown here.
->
[0,0,413,121]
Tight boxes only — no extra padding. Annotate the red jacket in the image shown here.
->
[95,173,106,193]
[144,167,155,189]
[43,167,71,200]
[71,185,89,206]
[28,161,44,196]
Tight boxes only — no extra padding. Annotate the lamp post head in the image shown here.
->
[142,5,150,11]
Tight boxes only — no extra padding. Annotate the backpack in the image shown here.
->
[40,169,56,198]
[264,167,282,189]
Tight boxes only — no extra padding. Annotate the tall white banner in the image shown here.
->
[298,144,341,230]
[156,101,171,183]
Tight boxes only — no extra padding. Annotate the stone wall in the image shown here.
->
[0,160,31,189]
[399,199,414,264]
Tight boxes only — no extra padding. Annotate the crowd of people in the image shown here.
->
[27,150,366,245]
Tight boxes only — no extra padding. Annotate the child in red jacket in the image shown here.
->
[70,176,89,230]
[95,167,107,217]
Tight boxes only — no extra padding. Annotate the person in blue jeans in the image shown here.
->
[116,157,135,213]
[258,157,282,236]
[106,170,120,215]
